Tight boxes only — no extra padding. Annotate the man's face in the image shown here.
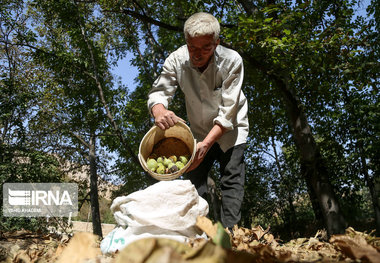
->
[186,34,219,69]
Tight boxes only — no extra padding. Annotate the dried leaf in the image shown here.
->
[13,250,31,263]
[249,240,261,247]
[264,233,274,244]
[115,238,189,263]
[196,216,217,238]
[56,232,101,263]
[236,228,245,237]
[2,226,379,263]
[251,225,266,240]
[55,243,66,258]
[330,234,380,263]
[4,230,40,240]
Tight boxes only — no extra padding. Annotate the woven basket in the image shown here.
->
[138,122,196,181]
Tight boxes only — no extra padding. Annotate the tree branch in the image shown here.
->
[77,18,141,166]
[105,8,182,32]
[70,131,90,149]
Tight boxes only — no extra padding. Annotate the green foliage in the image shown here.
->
[221,0,378,233]
[212,222,231,249]
[0,217,53,233]
[0,1,66,231]
[0,145,64,231]
[1,0,378,237]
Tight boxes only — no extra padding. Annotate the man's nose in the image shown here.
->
[194,49,202,56]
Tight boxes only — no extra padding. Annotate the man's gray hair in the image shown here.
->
[184,12,220,41]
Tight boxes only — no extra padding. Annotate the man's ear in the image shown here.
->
[216,38,220,46]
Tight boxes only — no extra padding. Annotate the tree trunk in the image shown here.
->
[274,77,346,236]
[287,193,296,225]
[359,142,380,235]
[305,177,324,222]
[89,134,102,238]
[372,176,380,235]
[240,51,346,235]
[364,167,380,236]
[235,0,346,236]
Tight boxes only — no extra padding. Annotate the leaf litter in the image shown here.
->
[1,217,379,263]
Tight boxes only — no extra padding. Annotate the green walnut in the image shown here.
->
[147,158,158,172]
[176,161,185,170]
[156,163,165,174]
[157,156,164,164]
[163,157,172,167]
[179,155,188,165]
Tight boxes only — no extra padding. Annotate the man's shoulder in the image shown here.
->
[168,45,188,60]
[163,45,189,69]
[216,45,242,62]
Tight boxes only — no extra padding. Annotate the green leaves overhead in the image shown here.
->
[1,0,378,235]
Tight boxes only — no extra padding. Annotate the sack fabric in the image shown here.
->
[100,180,209,254]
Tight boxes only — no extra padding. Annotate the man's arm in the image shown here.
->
[187,123,226,171]
[213,53,244,131]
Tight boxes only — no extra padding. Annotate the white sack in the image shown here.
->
[100,180,208,254]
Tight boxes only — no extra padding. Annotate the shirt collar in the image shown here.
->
[187,51,216,73]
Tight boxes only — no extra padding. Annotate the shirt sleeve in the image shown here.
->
[213,55,244,130]
[147,55,178,115]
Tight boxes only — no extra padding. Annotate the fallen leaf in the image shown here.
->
[115,238,188,263]
[264,233,274,244]
[13,250,31,263]
[56,232,101,263]
[330,234,380,263]
[116,237,258,263]
[196,216,217,238]
[251,225,266,240]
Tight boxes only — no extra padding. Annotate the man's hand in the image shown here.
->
[186,141,210,172]
[151,104,185,130]
[186,123,227,172]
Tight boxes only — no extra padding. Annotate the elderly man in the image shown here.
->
[147,12,249,229]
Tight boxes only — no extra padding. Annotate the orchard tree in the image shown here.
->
[0,0,64,231]
[97,0,377,235]
[26,0,123,237]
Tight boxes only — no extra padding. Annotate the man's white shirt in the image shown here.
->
[148,45,249,152]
